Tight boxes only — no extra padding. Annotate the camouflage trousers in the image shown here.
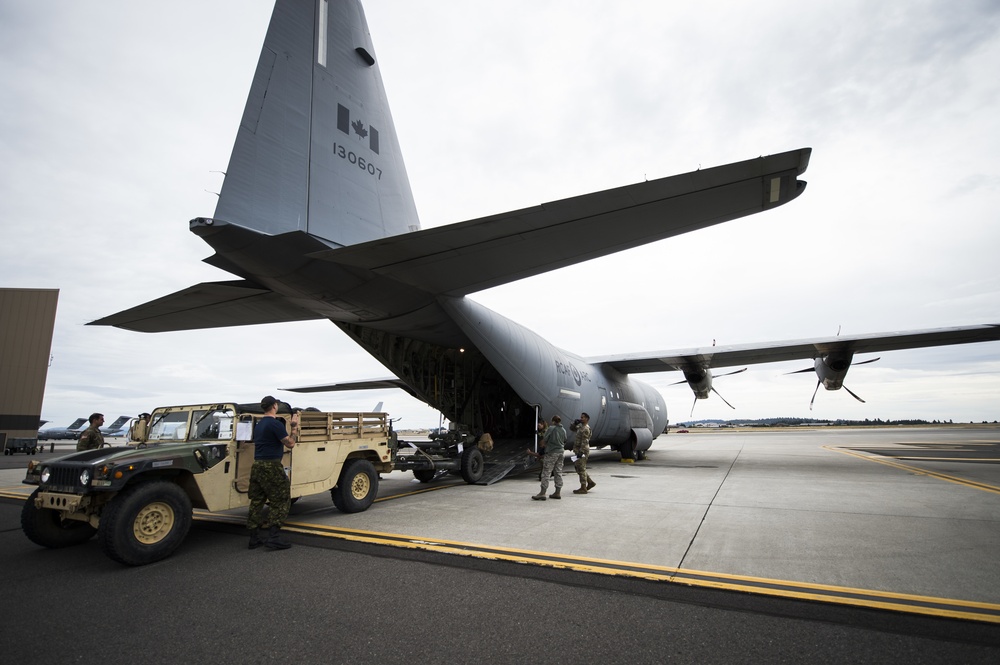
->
[574,455,592,485]
[539,451,564,493]
[247,460,290,530]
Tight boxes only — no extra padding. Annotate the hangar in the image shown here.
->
[0,288,58,451]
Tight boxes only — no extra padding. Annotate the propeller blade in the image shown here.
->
[809,379,821,410]
[711,387,737,410]
[786,367,815,375]
[855,357,881,366]
[714,367,748,378]
[689,395,699,418]
[669,378,689,387]
[843,385,866,403]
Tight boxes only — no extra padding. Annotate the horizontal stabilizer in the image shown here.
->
[310,149,810,297]
[590,324,1000,373]
[89,280,323,332]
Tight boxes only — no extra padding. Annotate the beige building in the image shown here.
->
[1,288,58,449]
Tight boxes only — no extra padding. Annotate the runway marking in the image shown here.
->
[3,484,998,623]
[824,446,1000,496]
[193,510,1000,624]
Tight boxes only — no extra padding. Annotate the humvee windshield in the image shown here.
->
[147,408,236,443]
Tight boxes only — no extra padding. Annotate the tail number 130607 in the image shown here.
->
[333,143,382,180]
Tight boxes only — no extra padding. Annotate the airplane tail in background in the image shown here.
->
[215,0,420,247]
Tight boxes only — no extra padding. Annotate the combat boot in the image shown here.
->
[587,478,596,490]
[248,528,264,550]
[531,491,547,501]
[573,482,588,495]
[549,488,561,499]
[264,525,292,550]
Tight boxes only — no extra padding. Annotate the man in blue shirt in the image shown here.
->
[247,396,300,550]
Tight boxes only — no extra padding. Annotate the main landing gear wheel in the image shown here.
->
[460,447,484,484]
[21,489,97,548]
[98,481,192,566]
[620,437,637,462]
[331,459,378,513]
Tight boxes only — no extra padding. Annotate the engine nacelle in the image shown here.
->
[815,352,854,391]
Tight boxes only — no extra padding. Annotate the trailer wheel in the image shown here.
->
[21,489,97,548]
[98,481,192,566]
[460,447,484,484]
[331,459,378,513]
[413,469,436,483]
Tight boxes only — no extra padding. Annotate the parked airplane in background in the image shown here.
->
[100,416,131,438]
[93,0,1000,462]
[38,418,87,440]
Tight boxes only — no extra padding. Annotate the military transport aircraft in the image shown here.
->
[92,0,1000,462]
[100,416,132,438]
[38,418,88,441]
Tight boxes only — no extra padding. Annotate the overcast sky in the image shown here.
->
[2,0,999,429]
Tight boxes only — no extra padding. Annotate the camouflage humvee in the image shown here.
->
[21,402,394,565]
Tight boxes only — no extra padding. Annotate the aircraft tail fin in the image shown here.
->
[214,0,420,247]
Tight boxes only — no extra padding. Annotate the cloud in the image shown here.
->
[2,0,998,428]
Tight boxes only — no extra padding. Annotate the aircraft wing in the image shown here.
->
[587,324,1000,373]
[283,377,406,392]
[91,280,324,332]
[309,148,810,297]
[282,377,415,397]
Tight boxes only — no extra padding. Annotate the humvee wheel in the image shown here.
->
[460,447,484,484]
[132,500,176,544]
[21,489,97,548]
[331,459,378,513]
[99,481,192,566]
[413,469,436,483]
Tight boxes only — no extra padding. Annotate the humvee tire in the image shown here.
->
[460,447,484,484]
[21,489,97,548]
[413,469,436,483]
[331,459,378,513]
[98,481,192,566]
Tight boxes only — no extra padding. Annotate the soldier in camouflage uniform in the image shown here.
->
[532,415,566,501]
[570,412,596,494]
[76,413,105,451]
[247,396,300,550]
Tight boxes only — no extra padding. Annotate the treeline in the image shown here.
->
[676,417,998,427]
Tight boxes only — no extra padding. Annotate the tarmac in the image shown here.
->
[2,426,999,662]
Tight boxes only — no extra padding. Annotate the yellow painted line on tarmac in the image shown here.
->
[824,445,1000,496]
[895,457,1000,462]
[3,491,997,623]
[193,510,1000,624]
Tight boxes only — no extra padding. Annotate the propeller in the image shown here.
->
[675,368,747,416]
[793,357,881,409]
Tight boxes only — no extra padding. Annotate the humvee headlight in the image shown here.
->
[40,467,51,483]
[80,469,91,486]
